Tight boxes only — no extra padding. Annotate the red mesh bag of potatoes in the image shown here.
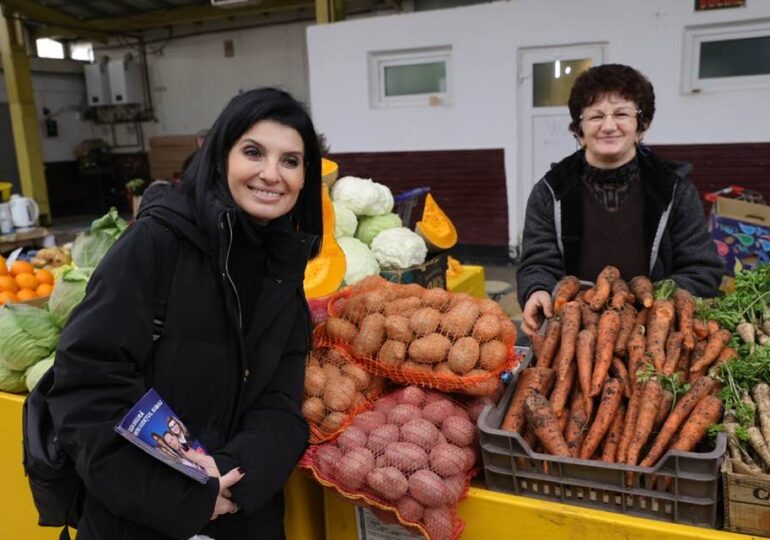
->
[303,345,391,444]
[321,276,518,395]
[300,385,480,540]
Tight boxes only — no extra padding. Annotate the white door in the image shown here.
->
[515,44,605,253]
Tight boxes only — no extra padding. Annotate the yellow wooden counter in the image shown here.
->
[323,484,760,540]
[0,390,323,539]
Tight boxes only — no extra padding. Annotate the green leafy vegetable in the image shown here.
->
[697,263,770,331]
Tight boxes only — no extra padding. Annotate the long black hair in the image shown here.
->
[182,87,322,256]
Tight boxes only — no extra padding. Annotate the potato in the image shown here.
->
[384,296,422,317]
[447,337,480,375]
[322,363,341,380]
[387,403,422,426]
[327,317,358,342]
[338,425,368,452]
[326,348,349,365]
[335,447,375,491]
[408,334,452,364]
[342,364,371,392]
[395,495,425,523]
[322,376,356,412]
[392,283,425,299]
[384,315,414,343]
[402,361,435,375]
[351,392,367,409]
[373,395,399,415]
[423,506,453,540]
[423,391,446,404]
[440,301,480,337]
[399,386,426,407]
[421,399,456,426]
[315,445,342,479]
[352,410,387,433]
[422,288,450,311]
[479,340,508,371]
[383,441,429,473]
[478,298,504,315]
[461,445,478,472]
[378,340,407,366]
[321,412,346,433]
[352,313,387,357]
[366,466,409,501]
[302,397,326,424]
[462,369,501,396]
[408,469,449,508]
[367,423,400,454]
[444,474,466,504]
[441,415,475,447]
[433,362,455,377]
[448,292,474,308]
[499,318,517,345]
[366,375,389,399]
[304,365,326,396]
[472,314,501,342]
[401,418,440,451]
[342,291,386,323]
[409,307,442,337]
[429,443,467,478]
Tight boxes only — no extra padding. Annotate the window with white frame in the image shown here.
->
[683,19,770,93]
[36,38,65,59]
[368,46,451,108]
[70,42,94,62]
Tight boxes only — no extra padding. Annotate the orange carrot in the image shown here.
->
[550,361,576,417]
[590,309,621,396]
[629,275,654,308]
[576,329,596,414]
[581,303,600,333]
[554,276,581,314]
[610,279,635,310]
[693,318,708,340]
[639,376,717,467]
[555,302,581,383]
[646,299,675,372]
[501,367,556,432]
[668,395,724,453]
[530,333,544,360]
[675,347,692,383]
[601,403,626,463]
[663,331,683,376]
[673,289,695,350]
[707,319,720,336]
[580,378,623,459]
[690,329,731,373]
[626,327,647,386]
[626,378,663,466]
[616,377,644,464]
[584,288,596,305]
[590,266,621,311]
[611,356,632,398]
[524,392,571,457]
[536,319,561,368]
[713,346,738,370]
[613,304,638,358]
[634,307,649,331]
[653,389,674,433]
[564,396,590,457]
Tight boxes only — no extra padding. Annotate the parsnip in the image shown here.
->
[753,383,770,448]
[748,426,770,470]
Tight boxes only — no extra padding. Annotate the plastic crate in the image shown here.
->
[477,351,727,529]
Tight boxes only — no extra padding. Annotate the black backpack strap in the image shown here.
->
[152,226,179,342]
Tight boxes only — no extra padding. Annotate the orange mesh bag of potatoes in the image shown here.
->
[303,345,391,444]
[321,276,518,395]
[300,386,479,540]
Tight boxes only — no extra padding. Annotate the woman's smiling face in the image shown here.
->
[226,119,305,223]
[578,92,642,169]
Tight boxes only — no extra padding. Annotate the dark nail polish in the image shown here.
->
[238,467,245,474]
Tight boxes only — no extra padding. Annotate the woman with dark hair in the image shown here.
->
[48,88,321,539]
[517,64,722,337]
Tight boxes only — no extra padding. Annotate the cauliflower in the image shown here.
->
[333,202,358,238]
[336,236,380,285]
[370,227,428,269]
[331,176,394,216]
[355,213,402,246]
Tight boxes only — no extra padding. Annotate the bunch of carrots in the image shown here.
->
[502,266,729,483]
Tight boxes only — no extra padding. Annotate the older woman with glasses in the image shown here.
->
[517,63,723,337]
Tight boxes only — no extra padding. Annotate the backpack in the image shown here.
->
[22,225,179,540]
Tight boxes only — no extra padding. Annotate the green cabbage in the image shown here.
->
[0,304,60,371]
[48,267,93,328]
[25,355,55,392]
[70,207,127,268]
[355,213,402,247]
[337,236,380,286]
[333,202,358,238]
[0,363,26,393]
[90,207,128,240]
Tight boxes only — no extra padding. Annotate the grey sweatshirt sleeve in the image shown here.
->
[516,179,566,308]
[667,179,724,297]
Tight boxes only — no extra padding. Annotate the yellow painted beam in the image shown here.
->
[32,24,110,44]
[3,0,105,37]
[315,0,345,23]
[0,10,50,224]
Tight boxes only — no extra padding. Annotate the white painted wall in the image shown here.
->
[307,0,770,252]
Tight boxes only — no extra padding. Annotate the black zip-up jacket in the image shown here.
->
[48,184,313,540]
[516,147,724,307]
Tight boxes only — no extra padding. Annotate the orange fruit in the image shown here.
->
[10,260,34,277]
[0,290,18,304]
[36,283,53,297]
[36,268,54,285]
[16,289,37,301]
[0,275,19,293]
[15,272,39,291]
[0,256,7,276]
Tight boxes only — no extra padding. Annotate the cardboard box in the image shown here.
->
[722,457,770,537]
[379,251,448,289]
[148,135,198,181]
[709,196,770,275]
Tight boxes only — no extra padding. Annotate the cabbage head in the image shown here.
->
[0,363,26,393]
[370,227,428,269]
[70,230,116,268]
[25,354,55,392]
[333,202,358,238]
[91,207,128,240]
[355,213,402,247]
[0,304,60,371]
[48,267,93,328]
[337,236,380,286]
[331,176,394,216]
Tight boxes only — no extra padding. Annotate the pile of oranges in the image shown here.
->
[0,256,55,305]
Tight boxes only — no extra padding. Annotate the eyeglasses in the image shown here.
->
[580,108,641,127]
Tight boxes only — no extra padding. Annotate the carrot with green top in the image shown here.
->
[554,276,581,314]
[663,331,683,376]
[525,392,571,457]
[646,299,675,372]
[626,378,663,466]
[629,276,654,308]
[673,289,695,350]
[580,378,623,459]
[536,319,561,368]
[713,346,738,370]
[689,329,732,373]
[590,266,621,311]
[614,304,638,358]
[590,309,621,396]
[601,403,626,463]
[576,329,596,414]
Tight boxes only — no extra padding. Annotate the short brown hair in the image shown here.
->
[568,64,655,136]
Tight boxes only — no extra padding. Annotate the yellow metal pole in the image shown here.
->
[315,0,331,24]
[0,10,50,224]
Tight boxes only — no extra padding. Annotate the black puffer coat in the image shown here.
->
[48,184,313,540]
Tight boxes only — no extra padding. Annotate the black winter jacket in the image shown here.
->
[516,147,724,307]
[48,184,313,540]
